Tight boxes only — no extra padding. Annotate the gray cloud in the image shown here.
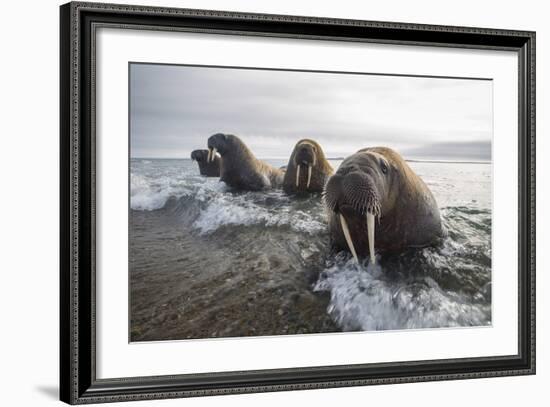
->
[130,63,493,160]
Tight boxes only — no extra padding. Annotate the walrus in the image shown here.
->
[190,149,220,177]
[323,147,443,264]
[206,133,285,191]
[282,139,334,194]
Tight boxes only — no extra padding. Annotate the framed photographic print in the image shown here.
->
[60,1,536,404]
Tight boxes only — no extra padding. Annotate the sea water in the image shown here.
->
[129,158,491,341]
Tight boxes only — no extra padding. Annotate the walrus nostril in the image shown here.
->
[296,147,313,164]
[336,166,356,177]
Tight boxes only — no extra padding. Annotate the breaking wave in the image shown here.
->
[314,242,491,332]
[193,197,326,234]
[130,159,326,235]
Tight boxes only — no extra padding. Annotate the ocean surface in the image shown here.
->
[129,158,492,341]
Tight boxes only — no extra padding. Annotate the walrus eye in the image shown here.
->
[381,162,388,174]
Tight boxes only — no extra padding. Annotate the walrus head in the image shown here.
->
[190,149,209,162]
[206,133,230,163]
[323,149,396,265]
[292,140,319,189]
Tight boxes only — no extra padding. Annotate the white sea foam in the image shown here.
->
[193,195,326,234]
[314,255,490,331]
[130,164,326,234]
[130,166,226,211]
[130,173,194,210]
[130,174,169,210]
[193,180,229,201]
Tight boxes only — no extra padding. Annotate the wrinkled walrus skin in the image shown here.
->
[323,147,443,263]
[282,139,334,194]
[190,149,220,177]
[207,133,285,191]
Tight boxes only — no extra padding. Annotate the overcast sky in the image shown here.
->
[130,63,492,161]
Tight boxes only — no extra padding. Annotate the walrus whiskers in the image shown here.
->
[325,147,443,259]
[367,212,376,264]
[307,165,312,189]
[339,214,359,264]
[296,165,300,187]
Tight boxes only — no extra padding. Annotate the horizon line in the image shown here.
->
[130,157,492,164]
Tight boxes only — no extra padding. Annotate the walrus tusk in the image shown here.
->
[339,214,359,264]
[207,148,212,162]
[296,165,301,187]
[210,147,217,162]
[307,165,312,189]
[367,212,375,264]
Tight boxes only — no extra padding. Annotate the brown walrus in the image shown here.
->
[190,149,220,177]
[323,147,443,264]
[206,133,285,191]
[282,139,334,194]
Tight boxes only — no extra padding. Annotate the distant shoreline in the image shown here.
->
[132,157,492,165]
[404,159,491,165]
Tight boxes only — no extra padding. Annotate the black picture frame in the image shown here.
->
[60,1,536,404]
